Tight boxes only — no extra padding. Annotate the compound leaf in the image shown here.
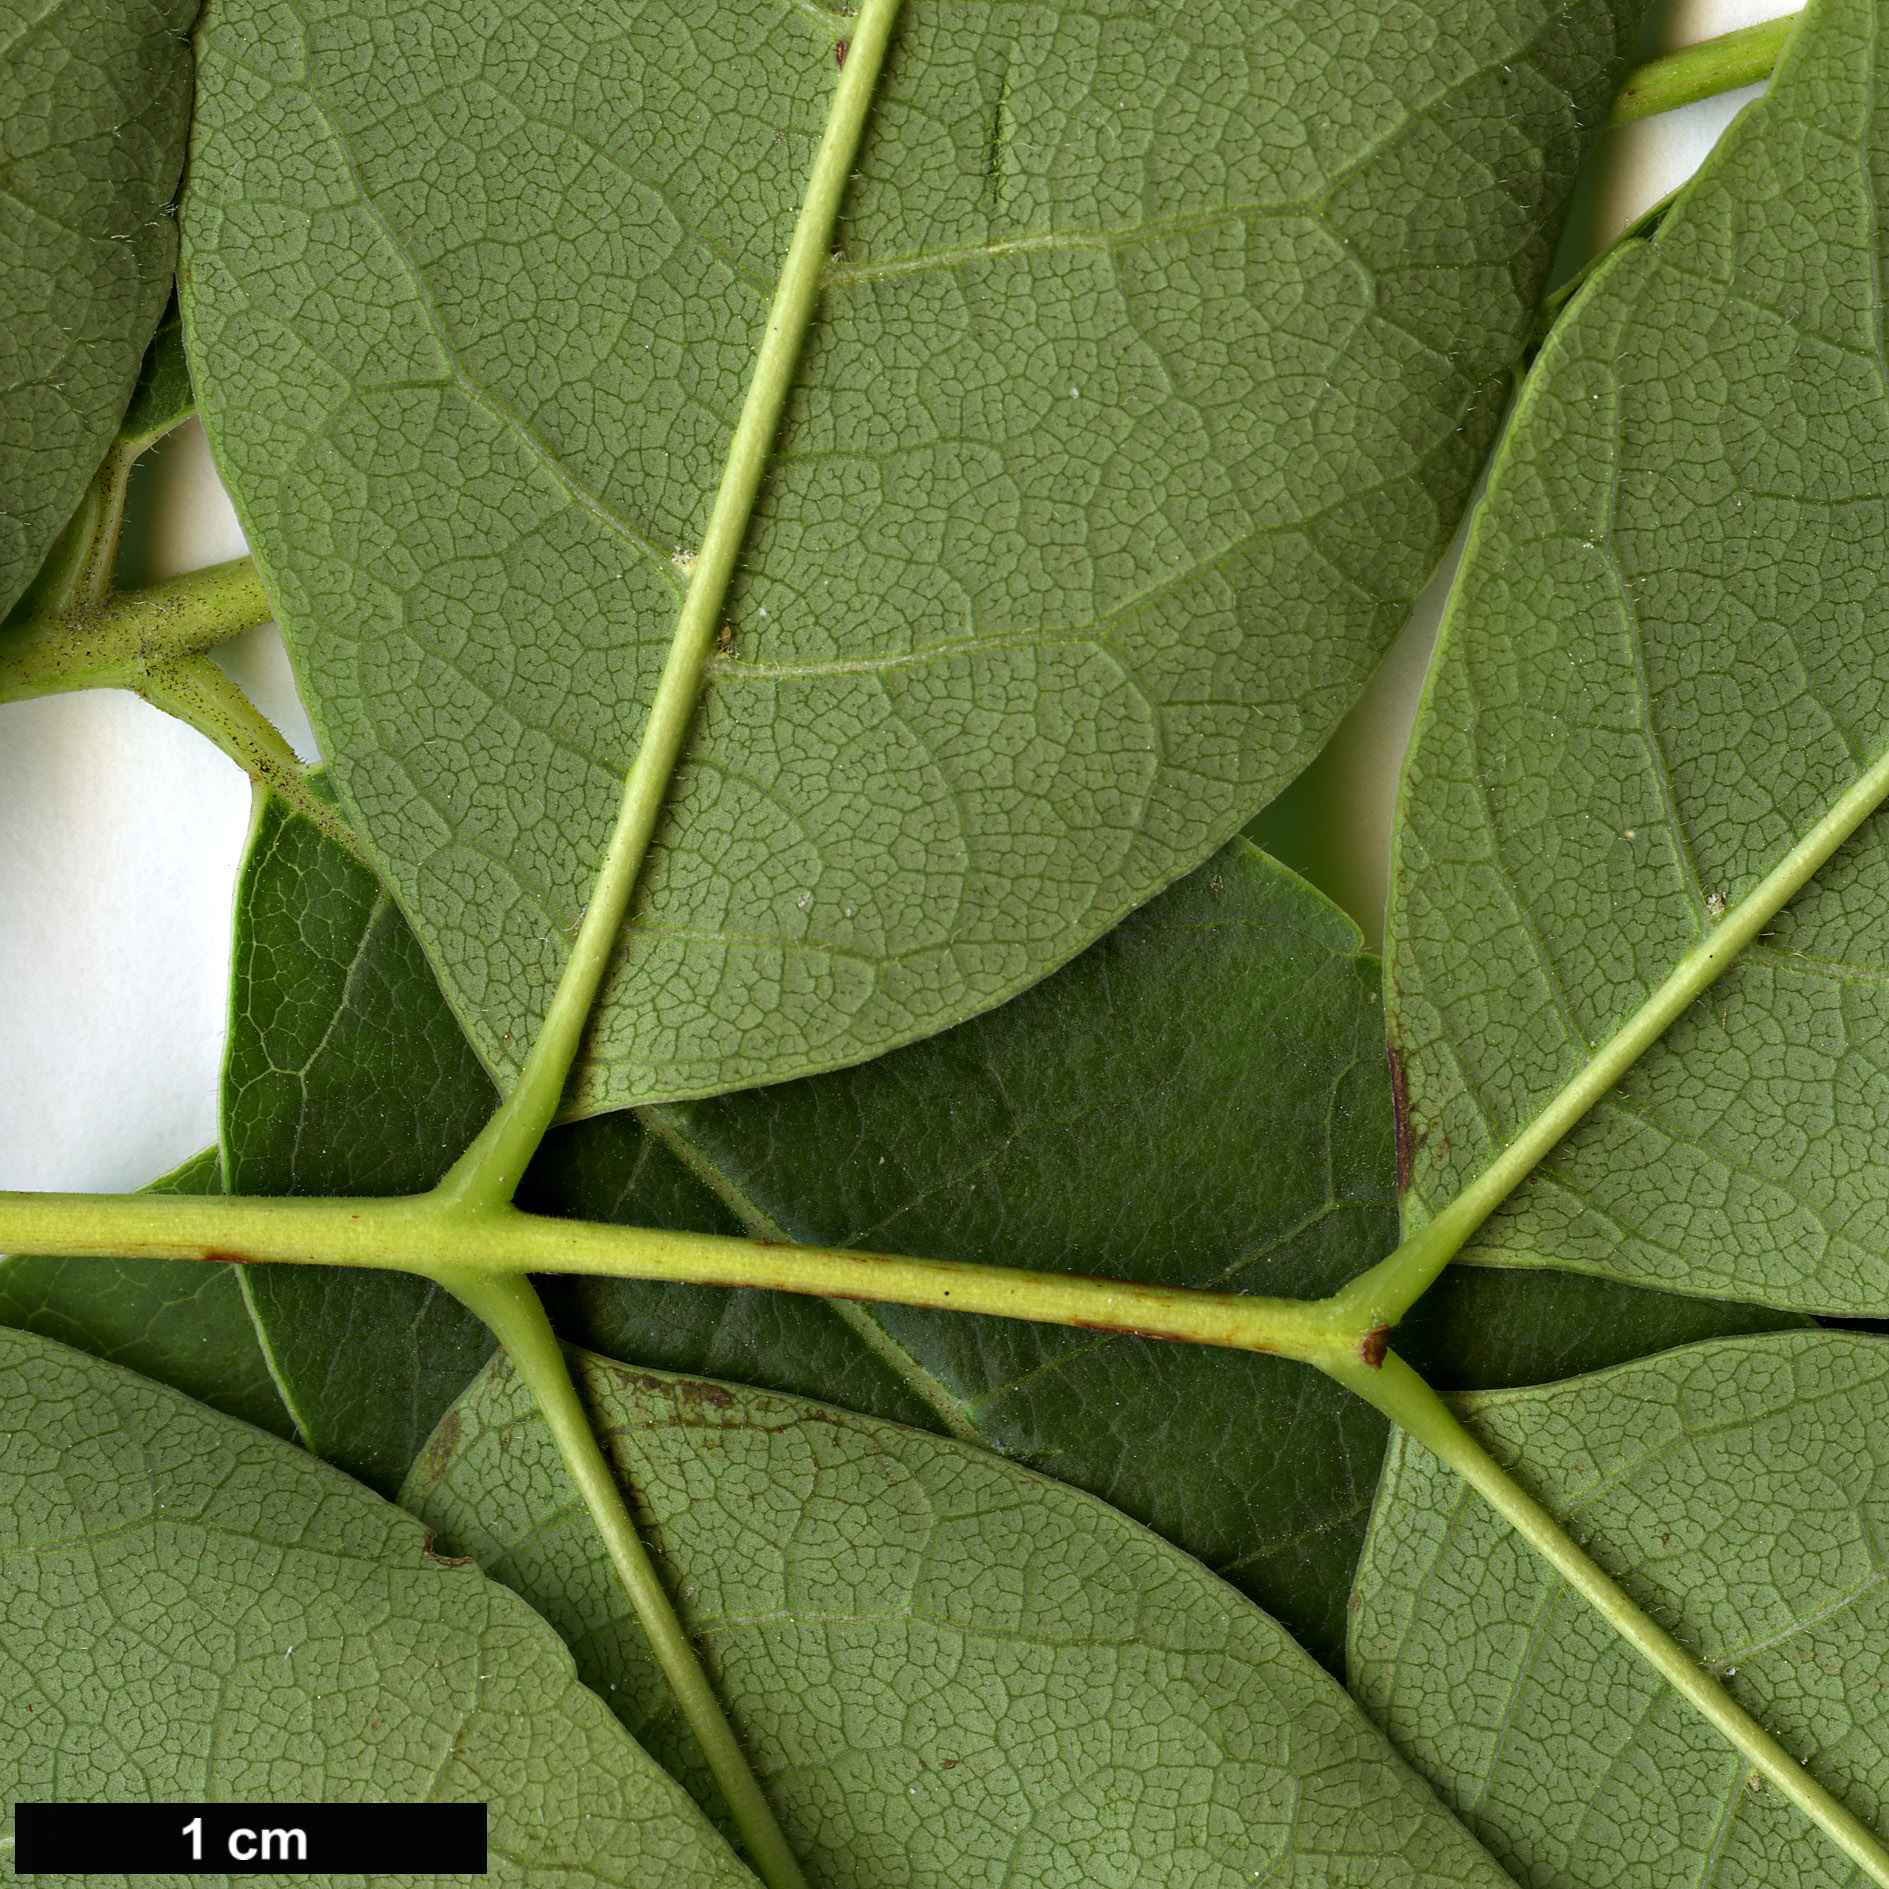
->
[1,790,1805,1673]
[1350,1331,1889,1887]
[1387,0,1889,1315]
[0,1325,756,1887]
[404,1345,1512,1888]
[181,0,1645,1111]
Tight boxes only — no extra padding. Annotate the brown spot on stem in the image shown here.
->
[203,1250,250,1265]
[1359,1326,1391,1370]
[835,38,849,65]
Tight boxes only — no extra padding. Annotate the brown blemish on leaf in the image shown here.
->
[422,1530,474,1569]
[411,1406,464,1488]
[835,38,850,65]
[1359,1326,1391,1370]
[1387,1042,1414,1196]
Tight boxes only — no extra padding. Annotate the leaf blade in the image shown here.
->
[0,0,194,617]
[405,1344,1514,1889]
[1387,0,1889,1314]
[0,1326,757,1886]
[180,0,1647,1107]
[1349,1331,1889,1887]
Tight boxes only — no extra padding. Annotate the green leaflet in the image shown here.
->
[180,0,1646,1113]
[1349,1331,1889,1887]
[0,795,498,1496]
[403,1345,1512,1889]
[0,0,195,619]
[577,835,1801,1668]
[563,831,1399,1666]
[122,793,1789,1672]
[1387,0,1889,1316]
[0,1326,755,1886]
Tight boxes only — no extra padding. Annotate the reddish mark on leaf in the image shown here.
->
[412,1407,463,1486]
[1359,1326,1391,1370]
[422,1530,474,1568]
[835,38,849,66]
[603,1364,737,1412]
[1387,1043,1415,1196]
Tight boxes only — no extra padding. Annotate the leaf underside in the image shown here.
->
[1389,0,1889,1317]
[0,0,195,618]
[1,795,1807,1674]
[180,0,1645,1112]
[0,1326,755,1887]
[405,1345,1513,1888]
[1351,1330,1889,1888]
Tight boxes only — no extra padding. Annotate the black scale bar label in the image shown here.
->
[13,1804,487,1875]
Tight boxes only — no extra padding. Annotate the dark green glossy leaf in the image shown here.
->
[403,1346,1512,1889]
[182,0,1647,1110]
[2,793,501,1497]
[603,834,1399,1668]
[1398,1263,1808,1392]
[117,298,193,449]
[0,1327,754,1886]
[0,0,195,617]
[217,792,501,1495]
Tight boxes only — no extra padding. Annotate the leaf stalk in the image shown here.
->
[0,555,272,699]
[1608,12,1797,126]
[0,554,356,855]
[0,1189,1365,1368]
[1333,1352,1889,1885]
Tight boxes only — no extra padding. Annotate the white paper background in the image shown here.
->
[0,0,1786,1193]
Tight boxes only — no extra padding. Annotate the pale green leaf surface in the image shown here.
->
[106,794,1793,1678]
[0,0,194,617]
[181,0,1644,1110]
[1349,1331,1889,1887]
[403,1346,1511,1889]
[1387,0,1889,1314]
[0,1326,756,1888]
[598,832,1801,1668]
